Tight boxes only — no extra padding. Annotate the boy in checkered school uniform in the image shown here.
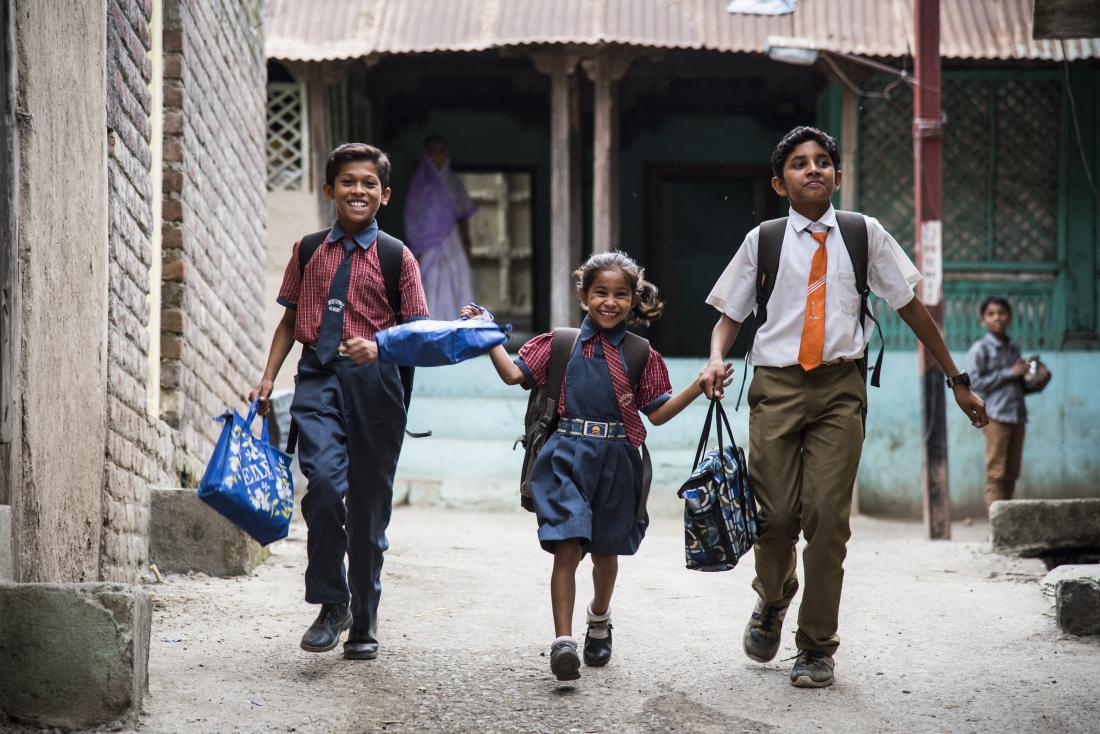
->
[699,126,988,688]
[250,143,429,661]
[462,251,732,682]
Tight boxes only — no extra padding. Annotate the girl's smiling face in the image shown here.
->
[578,267,637,331]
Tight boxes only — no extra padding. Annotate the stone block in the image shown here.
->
[0,583,150,728]
[1040,564,1100,602]
[989,499,1100,558]
[1056,578,1100,636]
[149,488,269,576]
[0,505,11,581]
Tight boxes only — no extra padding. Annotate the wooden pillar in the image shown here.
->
[306,65,331,227]
[584,49,632,254]
[840,86,859,212]
[544,54,582,328]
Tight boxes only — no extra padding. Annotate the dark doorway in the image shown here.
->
[646,164,781,358]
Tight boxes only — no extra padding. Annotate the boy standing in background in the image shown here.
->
[966,297,1030,507]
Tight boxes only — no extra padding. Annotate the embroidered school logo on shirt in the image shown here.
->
[327,298,345,314]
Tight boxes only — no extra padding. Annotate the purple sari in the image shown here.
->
[403,154,476,257]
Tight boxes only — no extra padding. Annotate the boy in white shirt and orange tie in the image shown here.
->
[699,126,988,688]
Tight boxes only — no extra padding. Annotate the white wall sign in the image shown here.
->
[920,220,942,306]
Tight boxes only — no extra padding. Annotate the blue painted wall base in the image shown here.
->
[396,352,1099,519]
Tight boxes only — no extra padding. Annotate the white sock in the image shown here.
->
[587,603,611,639]
[553,635,576,647]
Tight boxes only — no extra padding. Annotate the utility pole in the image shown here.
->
[914,0,950,539]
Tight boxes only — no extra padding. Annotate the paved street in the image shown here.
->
[141,508,1099,733]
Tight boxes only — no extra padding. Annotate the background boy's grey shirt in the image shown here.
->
[965,333,1026,424]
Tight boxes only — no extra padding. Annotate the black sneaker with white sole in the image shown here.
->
[789,649,835,688]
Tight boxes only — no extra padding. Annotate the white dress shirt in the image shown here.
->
[706,205,921,368]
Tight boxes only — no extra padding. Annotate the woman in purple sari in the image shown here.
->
[404,135,477,319]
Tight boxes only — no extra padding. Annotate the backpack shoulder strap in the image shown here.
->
[835,211,869,295]
[622,332,651,389]
[545,328,580,415]
[297,229,331,276]
[375,230,404,319]
[835,210,883,387]
[755,217,787,327]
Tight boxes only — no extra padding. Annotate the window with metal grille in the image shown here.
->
[857,73,1063,350]
[266,82,308,191]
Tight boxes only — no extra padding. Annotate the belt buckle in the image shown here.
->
[582,420,609,437]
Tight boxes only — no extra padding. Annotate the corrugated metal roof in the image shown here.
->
[265,0,1100,63]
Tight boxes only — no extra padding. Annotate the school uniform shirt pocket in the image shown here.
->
[835,271,861,316]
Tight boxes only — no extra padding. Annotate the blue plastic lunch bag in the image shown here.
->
[375,307,509,367]
[198,400,294,545]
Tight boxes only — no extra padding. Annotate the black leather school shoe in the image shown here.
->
[583,617,613,667]
[550,638,581,681]
[343,628,380,660]
[299,603,352,652]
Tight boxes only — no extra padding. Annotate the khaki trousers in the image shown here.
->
[983,420,1025,507]
[747,363,866,655]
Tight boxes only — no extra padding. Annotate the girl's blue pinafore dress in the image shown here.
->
[526,322,648,556]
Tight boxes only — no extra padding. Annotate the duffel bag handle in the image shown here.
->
[692,398,744,472]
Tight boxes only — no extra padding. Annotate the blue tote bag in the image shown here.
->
[198,400,294,545]
[375,307,509,367]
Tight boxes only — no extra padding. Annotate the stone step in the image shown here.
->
[990,499,1100,559]
[0,505,12,581]
[0,582,150,728]
[149,488,270,577]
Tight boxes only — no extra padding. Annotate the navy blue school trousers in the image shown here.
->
[290,347,406,635]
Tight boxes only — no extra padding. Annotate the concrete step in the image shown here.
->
[149,488,271,576]
[990,499,1100,560]
[0,505,11,581]
[0,582,150,728]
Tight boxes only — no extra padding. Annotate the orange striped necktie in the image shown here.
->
[798,229,829,372]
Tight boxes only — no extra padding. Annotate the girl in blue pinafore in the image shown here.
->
[464,251,730,682]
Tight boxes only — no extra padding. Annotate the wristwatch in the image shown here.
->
[945,372,971,388]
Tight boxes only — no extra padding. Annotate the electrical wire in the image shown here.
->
[820,52,906,99]
[1061,40,1100,204]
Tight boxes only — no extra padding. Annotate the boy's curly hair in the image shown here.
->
[572,251,665,326]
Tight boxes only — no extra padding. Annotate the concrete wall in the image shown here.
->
[264,189,319,394]
[394,351,1100,520]
[161,0,267,482]
[10,0,110,581]
[103,0,175,581]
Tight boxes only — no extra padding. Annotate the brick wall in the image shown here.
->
[161,0,267,481]
[104,0,173,581]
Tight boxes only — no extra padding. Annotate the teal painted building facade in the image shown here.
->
[275,48,1099,518]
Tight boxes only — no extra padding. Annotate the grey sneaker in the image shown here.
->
[743,598,788,662]
[550,638,581,681]
[789,649,835,688]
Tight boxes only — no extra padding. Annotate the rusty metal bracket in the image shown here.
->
[913,113,946,139]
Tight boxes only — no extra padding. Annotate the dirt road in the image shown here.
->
[140,509,1099,733]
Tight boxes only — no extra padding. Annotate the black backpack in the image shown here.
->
[516,327,653,522]
[753,210,884,388]
[285,228,426,454]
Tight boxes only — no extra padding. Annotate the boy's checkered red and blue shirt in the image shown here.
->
[277,233,429,344]
[516,329,673,447]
